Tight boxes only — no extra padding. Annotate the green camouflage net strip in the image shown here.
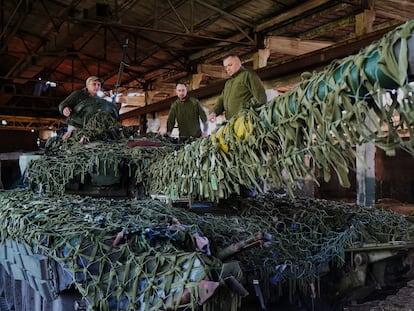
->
[75,111,122,141]
[25,136,175,196]
[1,189,413,309]
[148,20,414,202]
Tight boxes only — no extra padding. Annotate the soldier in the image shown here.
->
[208,54,266,122]
[167,83,208,138]
[59,76,118,140]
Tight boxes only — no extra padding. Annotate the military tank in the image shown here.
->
[2,20,414,311]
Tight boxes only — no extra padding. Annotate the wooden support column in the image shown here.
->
[253,49,270,69]
[189,73,203,90]
[139,90,157,134]
[356,118,376,207]
[355,9,375,35]
[357,143,376,207]
[145,90,157,106]
[139,114,147,135]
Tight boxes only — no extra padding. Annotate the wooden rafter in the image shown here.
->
[265,36,333,55]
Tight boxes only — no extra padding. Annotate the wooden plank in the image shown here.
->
[265,36,333,56]
[197,64,227,79]
[271,3,354,39]
[373,0,414,21]
[35,279,56,301]
[258,24,398,81]
[10,264,26,281]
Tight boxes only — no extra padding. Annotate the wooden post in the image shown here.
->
[253,49,270,69]
[145,90,157,106]
[189,73,203,90]
[356,142,376,207]
[355,10,375,36]
[356,117,376,207]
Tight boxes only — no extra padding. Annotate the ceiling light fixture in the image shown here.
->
[45,81,57,87]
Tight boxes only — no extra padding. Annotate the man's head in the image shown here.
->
[223,54,242,77]
[176,83,188,101]
[86,76,102,96]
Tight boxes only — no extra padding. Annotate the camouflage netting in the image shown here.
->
[0,189,225,311]
[75,111,122,141]
[149,20,414,202]
[0,189,414,310]
[25,129,179,196]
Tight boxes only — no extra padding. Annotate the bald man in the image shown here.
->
[208,54,266,122]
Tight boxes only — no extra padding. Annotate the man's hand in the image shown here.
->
[62,125,76,140]
[62,107,72,117]
[208,112,217,122]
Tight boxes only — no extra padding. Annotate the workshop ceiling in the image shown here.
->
[1,0,414,127]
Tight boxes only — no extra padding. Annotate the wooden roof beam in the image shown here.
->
[372,0,414,21]
[255,0,333,32]
[265,36,333,56]
[197,64,227,79]
[299,15,356,39]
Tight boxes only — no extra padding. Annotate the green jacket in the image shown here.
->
[167,97,207,138]
[59,88,90,115]
[59,89,119,128]
[213,67,267,119]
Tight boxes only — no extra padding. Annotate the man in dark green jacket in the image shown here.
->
[167,83,208,138]
[208,54,267,122]
[59,76,119,140]
[209,54,267,198]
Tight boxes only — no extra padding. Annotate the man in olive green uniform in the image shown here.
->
[59,76,119,140]
[208,54,266,198]
[167,83,208,138]
[208,54,266,122]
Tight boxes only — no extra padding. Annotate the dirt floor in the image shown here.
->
[323,199,414,311]
[345,200,414,311]
[346,280,414,311]
[375,198,414,216]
